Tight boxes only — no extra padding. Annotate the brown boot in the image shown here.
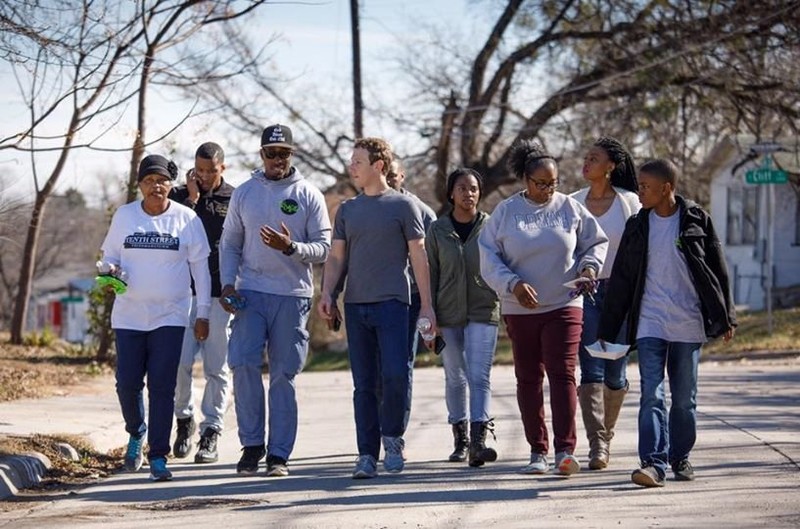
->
[578,383,608,470]
[603,382,629,465]
[448,421,469,462]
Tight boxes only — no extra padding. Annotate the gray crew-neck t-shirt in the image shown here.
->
[333,189,425,304]
[637,209,706,343]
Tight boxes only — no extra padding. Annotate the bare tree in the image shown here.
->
[190,29,358,196]
[389,0,800,207]
[0,0,271,344]
[123,0,269,203]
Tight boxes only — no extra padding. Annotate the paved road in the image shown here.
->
[1,358,799,528]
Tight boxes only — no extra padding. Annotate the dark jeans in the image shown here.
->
[345,300,410,459]
[636,337,701,477]
[505,307,582,455]
[115,326,185,460]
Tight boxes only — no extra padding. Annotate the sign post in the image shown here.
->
[745,151,787,334]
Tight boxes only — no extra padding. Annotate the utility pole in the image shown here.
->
[349,0,363,138]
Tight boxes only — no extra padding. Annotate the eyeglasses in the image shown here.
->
[140,177,172,187]
[262,148,293,160]
[528,178,558,191]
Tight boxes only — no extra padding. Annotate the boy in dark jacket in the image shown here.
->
[599,159,736,488]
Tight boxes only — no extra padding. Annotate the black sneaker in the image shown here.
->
[172,417,196,459]
[266,455,289,477]
[236,445,266,474]
[194,428,220,464]
[631,465,665,488]
[672,459,695,481]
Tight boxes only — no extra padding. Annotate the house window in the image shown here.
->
[727,185,758,245]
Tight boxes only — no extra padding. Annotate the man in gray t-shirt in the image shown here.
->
[319,137,436,479]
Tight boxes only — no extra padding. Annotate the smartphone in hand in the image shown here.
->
[434,335,446,355]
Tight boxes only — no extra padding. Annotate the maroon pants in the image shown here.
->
[505,307,582,455]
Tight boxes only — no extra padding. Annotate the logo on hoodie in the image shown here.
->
[280,199,299,215]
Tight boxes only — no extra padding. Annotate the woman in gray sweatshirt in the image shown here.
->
[478,140,608,477]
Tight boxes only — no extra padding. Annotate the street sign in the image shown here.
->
[746,155,788,184]
[746,168,788,184]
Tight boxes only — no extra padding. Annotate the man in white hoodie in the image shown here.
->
[220,124,331,477]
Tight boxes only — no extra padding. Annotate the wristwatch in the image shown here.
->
[283,241,298,256]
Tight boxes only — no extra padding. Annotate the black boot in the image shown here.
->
[448,421,469,462]
[172,417,196,459]
[469,420,498,467]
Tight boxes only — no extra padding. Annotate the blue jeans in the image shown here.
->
[440,322,498,424]
[636,337,701,477]
[579,280,627,389]
[345,300,410,459]
[115,326,185,460]
[227,291,311,460]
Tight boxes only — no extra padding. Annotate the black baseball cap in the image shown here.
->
[261,124,293,149]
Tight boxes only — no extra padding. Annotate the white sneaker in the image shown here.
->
[521,453,549,474]
[555,452,580,476]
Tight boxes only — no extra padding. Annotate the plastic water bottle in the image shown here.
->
[416,317,435,341]
[224,295,247,311]
[96,260,112,274]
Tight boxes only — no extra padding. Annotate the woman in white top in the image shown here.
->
[570,137,640,471]
[100,154,211,482]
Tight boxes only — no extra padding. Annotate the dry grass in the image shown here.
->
[0,433,122,503]
[703,307,800,356]
[0,333,110,402]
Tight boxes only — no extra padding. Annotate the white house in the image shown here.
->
[30,277,94,344]
[704,136,800,310]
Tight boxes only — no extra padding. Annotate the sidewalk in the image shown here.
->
[1,358,798,528]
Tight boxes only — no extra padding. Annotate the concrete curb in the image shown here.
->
[703,350,800,363]
[0,451,52,500]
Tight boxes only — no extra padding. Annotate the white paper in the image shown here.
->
[585,340,629,360]
[563,277,594,289]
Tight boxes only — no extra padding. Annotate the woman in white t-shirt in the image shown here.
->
[100,154,211,482]
[570,137,640,471]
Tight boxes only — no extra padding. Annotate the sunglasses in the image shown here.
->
[262,148,294,160]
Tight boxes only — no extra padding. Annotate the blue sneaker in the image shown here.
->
[382,436,405,473]
[352,454,377,479]
[124,435,144,472]
[149,457,173,482]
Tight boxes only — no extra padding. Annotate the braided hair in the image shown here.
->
[594,137,637,192]
[508,139,557,180]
